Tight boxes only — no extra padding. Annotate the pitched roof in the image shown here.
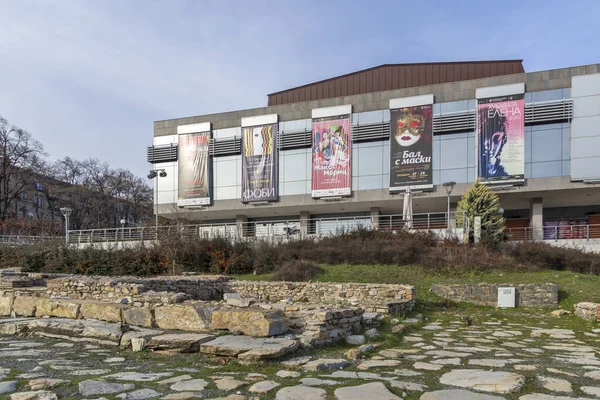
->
[267,60,525,106]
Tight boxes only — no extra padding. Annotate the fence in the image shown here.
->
[0,235,63,246]
[506,224,600,241]
[67,211,467,245]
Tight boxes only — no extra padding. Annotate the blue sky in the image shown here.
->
[0,0,598,179]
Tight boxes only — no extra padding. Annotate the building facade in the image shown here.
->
[150,61,600,241]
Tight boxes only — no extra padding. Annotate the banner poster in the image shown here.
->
[477,93,525,183]
[241,123,278,202]
[311,115,351,198]
[178,131,211,206]
[389,104,433,192]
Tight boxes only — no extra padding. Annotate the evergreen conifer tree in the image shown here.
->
[456,180,505,247]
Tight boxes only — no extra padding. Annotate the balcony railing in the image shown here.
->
[506,224,600,241]
[0,235,63,246]
[67,211,467,245]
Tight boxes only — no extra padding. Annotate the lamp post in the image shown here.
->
[120,218,126,240]
[147,169,167,234]
[59,207,73,246]
[442,181,456,230]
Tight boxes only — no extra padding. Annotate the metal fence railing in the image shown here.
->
[67,211,467,245]
[506,224,600,241]
[0,235,63,246]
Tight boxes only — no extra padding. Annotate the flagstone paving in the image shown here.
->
[1,310,600,399]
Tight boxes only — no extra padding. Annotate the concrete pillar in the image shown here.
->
[449,202,458,229]
[236,215,248,238]
[474,216,482,244]
[529,198,544,241]
[299,211,311,238]
[370,207,381,230]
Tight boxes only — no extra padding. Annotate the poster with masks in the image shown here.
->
[478,94,525,183]
[178,131,211,206]
[311,116,351,198]
[242,123,278,202]
[389,105,433,192]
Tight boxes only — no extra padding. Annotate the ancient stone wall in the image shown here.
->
[283,305,368,347]
[35,276,416,315]
[2,274,415,315]
[44,275,231,304]
[0,293,379,348]
[574,302,600,321]
[431,283,558,307]
[225,281,416,315]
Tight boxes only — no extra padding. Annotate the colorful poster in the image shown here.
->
[241,123,278,202]
[478,94,525,183]
[389,105,433,192]
[178,131,211,206]
[311,116,351,198]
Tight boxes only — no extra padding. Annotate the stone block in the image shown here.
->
[147,333,216,353]
[35,299,80,319]
[574,302,600,321]
[211,308,287,337]
[12,296,37,317]
[80,302,124,323]
[0,295,12,316]
[131,337,146,352]
[123,307,154,328]
[200,335,299,360]
[154,304,215,332]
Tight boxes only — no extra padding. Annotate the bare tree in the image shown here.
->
[0,117,46,220]
[48,157,153,229]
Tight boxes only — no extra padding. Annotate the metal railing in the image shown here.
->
[506,224,600,241]
[0,235,63,246]
[67,211,467,245]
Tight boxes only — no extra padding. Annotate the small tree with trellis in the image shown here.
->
[456,180,505,248]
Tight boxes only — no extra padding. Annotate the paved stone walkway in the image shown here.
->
[1,312,600,399]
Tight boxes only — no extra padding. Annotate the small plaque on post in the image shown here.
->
[498,287,516,308]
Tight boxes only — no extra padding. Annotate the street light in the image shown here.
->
[148,169,167,232]
[442,182,456,230]
[59,207,73,246]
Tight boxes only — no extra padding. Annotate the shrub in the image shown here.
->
[5,226,599,278]
[253,240,287,274]
[506,241,600,274]
[421,239,528,274]
[272,259,324,282]
[456,180,506,248]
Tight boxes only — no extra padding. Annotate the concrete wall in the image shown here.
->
[431,283,558,307]
[155,64,599,135]
[544,238,600,254]
[570,72,600,180]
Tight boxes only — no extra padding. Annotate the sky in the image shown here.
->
[0,0,599,180]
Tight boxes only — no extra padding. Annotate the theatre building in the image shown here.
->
[149,60,600,245]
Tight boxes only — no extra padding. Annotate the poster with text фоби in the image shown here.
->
[241,123,278,202]
[311,116,351,198]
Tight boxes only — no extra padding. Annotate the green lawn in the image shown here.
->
[234,264,600,310]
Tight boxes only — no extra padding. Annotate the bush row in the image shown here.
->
[1,228,598,278]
